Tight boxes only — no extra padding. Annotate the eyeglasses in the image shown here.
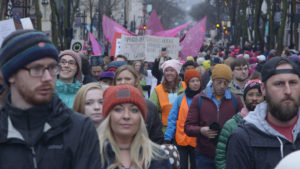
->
[59,59,77,67]
[23,64,61,77]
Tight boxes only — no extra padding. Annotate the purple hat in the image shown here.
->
[98,71,115,80]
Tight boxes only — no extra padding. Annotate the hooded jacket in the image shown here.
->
[226,101,300,169]
[0,94,101,169]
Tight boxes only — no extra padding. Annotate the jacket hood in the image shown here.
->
[244,101,300,141]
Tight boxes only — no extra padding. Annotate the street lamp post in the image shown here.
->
[124,0,127,28]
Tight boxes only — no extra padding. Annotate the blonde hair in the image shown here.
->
[73,82,107,114]
[98,113,167,169]
[113,65,143,93]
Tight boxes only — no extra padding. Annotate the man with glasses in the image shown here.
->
[0,30,101,169]
[229,58,249,104]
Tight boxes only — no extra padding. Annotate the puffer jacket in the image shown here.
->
[55,78,82,108]
[226,101,300,169]
[184,85,243,158]
[0,94,101,169]
[215,113,243,169]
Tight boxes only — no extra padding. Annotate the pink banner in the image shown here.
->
[152,23,189,37]
[180,16,207,59]
[102,15,135,43]
[145,10,164,35]
[89,32,102,55]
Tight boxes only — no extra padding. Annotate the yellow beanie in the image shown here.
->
[212,64,232,81]
[186,56,194,62]
[202,60,211,70]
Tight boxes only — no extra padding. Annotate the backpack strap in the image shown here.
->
[231,93,238,113]
[197,95,203,111]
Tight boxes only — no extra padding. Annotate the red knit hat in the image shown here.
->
[102,85,146,120]
[184,69,201,85]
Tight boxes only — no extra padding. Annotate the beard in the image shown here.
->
[266,90,300,122]
[16,82,54,105]
[245,101,259,111]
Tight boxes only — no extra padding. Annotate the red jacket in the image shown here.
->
[184,92,243,158]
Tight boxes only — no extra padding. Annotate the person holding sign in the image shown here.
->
[152,47,171,84]
[150,59,186,133]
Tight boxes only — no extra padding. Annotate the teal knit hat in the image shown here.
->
[0,29,59,85]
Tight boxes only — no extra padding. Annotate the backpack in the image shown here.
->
[197,93,239,113]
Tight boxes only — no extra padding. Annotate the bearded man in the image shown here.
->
[226,57,300,169]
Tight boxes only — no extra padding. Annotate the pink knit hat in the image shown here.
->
[59,50,82,83]
[161,59,182,74]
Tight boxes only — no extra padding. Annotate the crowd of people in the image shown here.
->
[0,29,300,169]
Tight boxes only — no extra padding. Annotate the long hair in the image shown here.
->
[73,82,106,114]
[113,65,143,93]
[98,113,167,169]
[132,60,145,80]
[162,73,181,92]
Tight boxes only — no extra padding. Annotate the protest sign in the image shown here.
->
[0,19,16,47]
[119,35,179,61]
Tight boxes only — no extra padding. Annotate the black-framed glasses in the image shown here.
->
[59,59,77,67]
[23,64,61,77]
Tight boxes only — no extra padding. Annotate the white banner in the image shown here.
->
[0,19,16,47]
[119,35,179,61]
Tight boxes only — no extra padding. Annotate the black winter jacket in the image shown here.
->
[0,94,101,169]
[145,99,164,144]
[100,142,172,169]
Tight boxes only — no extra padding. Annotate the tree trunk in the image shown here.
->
[0,0,5,20]
[50,0,58,48]
[35,0,42,31]
[294,23,299,50]
[277,0,289,53]
[254,0,263,47]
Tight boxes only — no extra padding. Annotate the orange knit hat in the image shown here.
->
[184,69,201,85]
[102,85,146,120]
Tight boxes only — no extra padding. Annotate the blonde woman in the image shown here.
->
[113,65,164,144]
[98,85,172,169]
[73,82,107,128]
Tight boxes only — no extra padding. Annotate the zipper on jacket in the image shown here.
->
[31,146,38,169]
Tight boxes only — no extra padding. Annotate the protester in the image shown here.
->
[97,85,172,169]
[99,71,114,86]
[215,79,264,169]
[164,69,202,169]
[113,65,164,144]
[89,55,104,81]
[226,57,300,169]
[73,82,107,128]
[0,29,100,168]
[56,50,82,108]
[184,64,243,169]
[150,59,186,133]
[201,56,222,90]
[228,58,249,104]
[152,47,171,84]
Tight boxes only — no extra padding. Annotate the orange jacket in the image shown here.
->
[175,95,196,147]
[155,82,186,126]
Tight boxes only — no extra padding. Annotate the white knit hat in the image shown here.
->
[275,150,300,169]
[161,59,182,74]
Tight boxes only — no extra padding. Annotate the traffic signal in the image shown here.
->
[223,26,226,30]
[143,26,146,30]
[216,24,220,28]
[225,30,228,34]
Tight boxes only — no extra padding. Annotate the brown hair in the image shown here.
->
[113,65,143,94]
[162,74,181,92]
